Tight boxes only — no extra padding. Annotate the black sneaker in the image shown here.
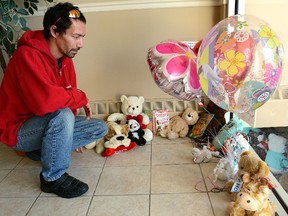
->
[40,172,89,198]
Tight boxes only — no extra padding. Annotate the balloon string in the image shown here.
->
[194,176,225,193]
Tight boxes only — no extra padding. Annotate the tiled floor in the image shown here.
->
[0,136,232,216]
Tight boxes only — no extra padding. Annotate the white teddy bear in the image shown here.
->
[107,95,153,142]
[191,146,219,163]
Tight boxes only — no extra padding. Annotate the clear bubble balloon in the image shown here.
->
[197,14,284,113]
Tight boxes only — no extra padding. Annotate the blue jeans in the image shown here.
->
[13,108,108,181]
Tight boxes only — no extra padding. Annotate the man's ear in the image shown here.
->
[50,25,58,38]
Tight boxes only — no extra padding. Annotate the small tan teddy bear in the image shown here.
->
[225,151,270,192]
[237,151,270,183]
[160,107,199,140]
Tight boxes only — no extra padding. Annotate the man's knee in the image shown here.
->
[50,108,75,132]
[58,108,75,122]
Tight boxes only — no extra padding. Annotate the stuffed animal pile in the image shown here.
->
[160,107,199,140]
[86,95,153,157]
[226,151,276,216]
[108,95,153,142]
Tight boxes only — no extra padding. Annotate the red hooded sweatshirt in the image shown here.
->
[0,30,88,147]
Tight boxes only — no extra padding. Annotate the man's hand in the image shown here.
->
[75,147,84,153]
[83,102,92,120]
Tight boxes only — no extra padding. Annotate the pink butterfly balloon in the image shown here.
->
[147,40,202,100]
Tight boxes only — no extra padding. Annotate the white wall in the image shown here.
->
[0,0,225,101]
[246,0,288,86]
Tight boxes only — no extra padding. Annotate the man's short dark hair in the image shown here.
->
[43,2,86,39]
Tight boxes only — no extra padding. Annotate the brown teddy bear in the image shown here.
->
[226,179,276,216]
[225,151,270,200]
[237,151,270,183]
[160,107,199,140]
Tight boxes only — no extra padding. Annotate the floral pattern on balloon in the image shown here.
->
[197,14,284,113]
[147,40,201,100]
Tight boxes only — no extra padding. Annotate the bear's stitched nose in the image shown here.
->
[116,136,124,141]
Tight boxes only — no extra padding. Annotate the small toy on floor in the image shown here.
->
[127,119,146,146]
[101,122,136,157]
[191,146,219,163]
[160,107,199,140]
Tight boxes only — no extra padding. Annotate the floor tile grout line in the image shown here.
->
[199,164,218,216]
[0,169,14,184]
[206,192,217,216]
[25,191,42,216]
[85,156,108,216]
[14,156,43,216]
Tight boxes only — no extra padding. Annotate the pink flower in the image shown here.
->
[154,41,200,91]
[263,63,281,88]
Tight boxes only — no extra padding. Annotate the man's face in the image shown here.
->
[56,19,86,58]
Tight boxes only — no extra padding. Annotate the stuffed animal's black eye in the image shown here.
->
[129,105,131,108]
[241,167,244,169]
[137,106,139,108]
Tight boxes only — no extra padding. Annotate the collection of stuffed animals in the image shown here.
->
[225,151,276,215]
[84,94,287,215]
[85,95,153,156]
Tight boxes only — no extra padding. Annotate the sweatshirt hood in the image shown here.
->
[17,30,56,64]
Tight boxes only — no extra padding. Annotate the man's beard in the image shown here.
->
[65,48,80,58]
